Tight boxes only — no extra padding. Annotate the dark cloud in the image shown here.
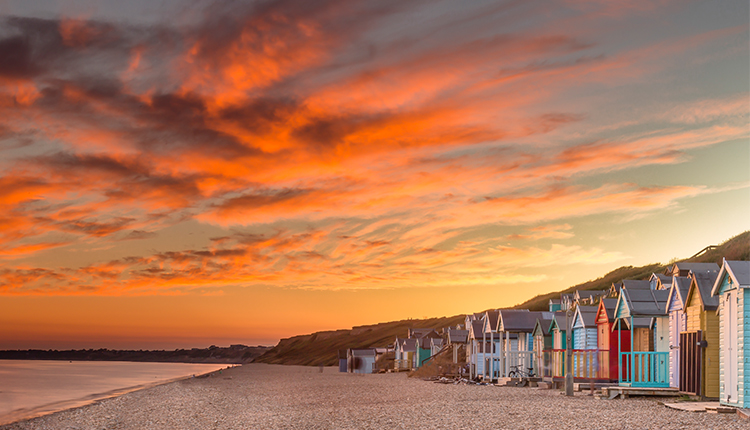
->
[120,230,158,240]
[0,36,40,79]
[52,216,135,237]
[216,188,311,211]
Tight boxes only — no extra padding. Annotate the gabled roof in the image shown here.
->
[430,338,444,348]
[469,320,485,339]
[650,273,672,290]
[622,279,651,290]
[597,298,618,322]
[665,276,692,311]
[447,329,469,344]
[499,310,551,332]
[408,328,440,339]
[484,310,500,332]
[614,284,669,320]
[548,311,568,334]
[711,259,750,296]
[401,338,418,352]
[573,305,597,329]
[532,316,554,337]
[686,270,720,311]
[668,262,720,277]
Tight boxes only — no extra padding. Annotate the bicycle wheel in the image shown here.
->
[508,370,518,378]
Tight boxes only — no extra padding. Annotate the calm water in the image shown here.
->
[0,360,229,425]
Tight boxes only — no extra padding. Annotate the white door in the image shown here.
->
[669,312,679,387]
[723,289,738,403]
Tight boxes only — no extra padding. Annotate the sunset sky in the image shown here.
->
[0,0,748,349]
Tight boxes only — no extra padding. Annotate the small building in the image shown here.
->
[571,305,599,379]
[497,310,552,377]
[681,267,719,398]
[613,282,670,387]
[650,273,673,290]
[543,311,569,378]
[467,318,488,378]
[575,290,608,306]
[429,337,444,358]
[711,259,750,408]
[532,315,553,377]
[394,338,417,371]
[596,298,630,381]
[549,299,562,312]
[348,348,377,374]
[572,305,598,350]
[446,328,469,363]
[665,275,692,388]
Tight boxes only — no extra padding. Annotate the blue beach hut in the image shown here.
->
[711,259,750,408]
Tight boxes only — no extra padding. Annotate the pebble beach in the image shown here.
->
[2,363,745,430]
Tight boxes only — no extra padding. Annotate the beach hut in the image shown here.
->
[446,328,468,363]
[668,262,722,278]
[467,318,487,378]
[348,348,377,373]
[571,305,598,378]
[613,283,670,387]
[572,306,598,350]
[665,276,692,388]
[596,298,630,381]
[650,273,672,290]
[549,299,562,312]
[575,290,608,306]
[480,310,502,380]
[711,259,750,408]
[681,267,720,398]
[544,311,568,378]
[429,337,445,358]
[532,315,553,377]
[497,310,551,377]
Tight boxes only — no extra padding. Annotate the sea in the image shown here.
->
[0,360,229,426]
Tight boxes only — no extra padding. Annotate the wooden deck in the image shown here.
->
[601,386,679,399]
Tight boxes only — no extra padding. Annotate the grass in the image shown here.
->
[255,231,749,366]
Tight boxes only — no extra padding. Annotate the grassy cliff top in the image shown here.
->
[255,230,749,366]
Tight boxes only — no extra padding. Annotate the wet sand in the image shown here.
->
[1,364,744,429]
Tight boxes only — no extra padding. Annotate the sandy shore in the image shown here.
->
[1,364,744,429]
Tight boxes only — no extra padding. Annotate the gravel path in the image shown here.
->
[2,364,745,429]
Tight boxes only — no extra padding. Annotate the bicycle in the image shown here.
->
[508,365,535,378]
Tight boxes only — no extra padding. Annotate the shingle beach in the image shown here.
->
[2,364,745,430]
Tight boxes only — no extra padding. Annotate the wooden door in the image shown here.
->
[723,289,738,403]
[679,331,701,395]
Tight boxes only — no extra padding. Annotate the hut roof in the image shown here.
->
[402,338,418,352]
[500,310,552,332]
[469,320,485,339]
[668,262,720,277]
[447,329,469,344]
[485,310,500,332]
[599,298,618,320]
[618,287,669,318]
[573,305,598,328]
[621,279,651,290]
[712,259,750,296]
[350,348,377,357]
[688,270,720,310]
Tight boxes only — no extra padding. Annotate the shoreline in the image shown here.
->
[2,363,745,430]
[0,363,232,427]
